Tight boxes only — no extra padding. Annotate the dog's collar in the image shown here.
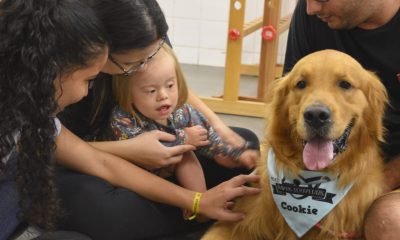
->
[333,120,354,156]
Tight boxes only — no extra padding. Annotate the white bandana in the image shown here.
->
[267,149,353,237]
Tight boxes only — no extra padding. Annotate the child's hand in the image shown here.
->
[214,149,259,169]
[184,125,209,147]
[237,149,259,169]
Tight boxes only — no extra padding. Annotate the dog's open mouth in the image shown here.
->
[302,121,354,170]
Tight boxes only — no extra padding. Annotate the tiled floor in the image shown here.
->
[182,64,265,141]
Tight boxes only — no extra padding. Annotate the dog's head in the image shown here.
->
[266,50,387,174]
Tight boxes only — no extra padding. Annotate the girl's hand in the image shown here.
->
[199,175,261,221]
[213,149,259,170]
[184,125,209,147]
[236,149,259,169]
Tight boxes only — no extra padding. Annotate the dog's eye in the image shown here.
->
[339,80,352,89]
[296,80,307,89]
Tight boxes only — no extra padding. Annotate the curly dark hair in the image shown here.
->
[0,0,107,229]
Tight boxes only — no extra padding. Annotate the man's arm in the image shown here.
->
[384,156,400,192]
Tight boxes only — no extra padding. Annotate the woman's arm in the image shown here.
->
[89,130,194,170]
[55,124,261,221]
[56,125,192,208]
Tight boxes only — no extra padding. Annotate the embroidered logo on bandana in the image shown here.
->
[267,150,353,237]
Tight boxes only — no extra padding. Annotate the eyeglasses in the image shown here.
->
[109,36,166,76]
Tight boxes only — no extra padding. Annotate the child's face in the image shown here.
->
[130,48,178,124]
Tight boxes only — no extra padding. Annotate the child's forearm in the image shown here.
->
[187,89,224,127]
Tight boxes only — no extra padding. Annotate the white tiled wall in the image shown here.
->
[158,0,297,67]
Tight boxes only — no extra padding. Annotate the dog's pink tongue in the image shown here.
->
[303,139,334,170]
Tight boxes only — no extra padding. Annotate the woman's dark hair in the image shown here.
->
[96,0,169,53]
[59,0,169,140]
[0,0,107,229]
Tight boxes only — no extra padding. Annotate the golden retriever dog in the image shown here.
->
[202,50,388,240]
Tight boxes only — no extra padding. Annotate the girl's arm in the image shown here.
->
[180,103,258,169]
[55,124,261,221]
[187,89,245,148]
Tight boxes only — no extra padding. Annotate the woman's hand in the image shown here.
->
[126,130,196,170]
[90,130,195,170]
[199,174,261,221]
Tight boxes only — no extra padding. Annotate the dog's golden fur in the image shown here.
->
[202,50,388,240]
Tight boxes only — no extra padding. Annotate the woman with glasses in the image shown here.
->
[57,0,261,239]
[108,36,167,76]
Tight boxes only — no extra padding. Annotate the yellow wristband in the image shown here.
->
[188,192,202,220]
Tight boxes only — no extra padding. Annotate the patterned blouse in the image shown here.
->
[108,103,248,160]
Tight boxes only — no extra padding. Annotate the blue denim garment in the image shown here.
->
[0,151,21,240]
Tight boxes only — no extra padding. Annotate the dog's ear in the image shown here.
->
[265,75,290,139]
[265,76,290,128]
[364,71,388,142]
[265,76,289,107]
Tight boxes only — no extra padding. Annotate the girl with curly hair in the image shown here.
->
[0,0,108,238]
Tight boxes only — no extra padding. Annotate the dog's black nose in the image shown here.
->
[304,105,331,129]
